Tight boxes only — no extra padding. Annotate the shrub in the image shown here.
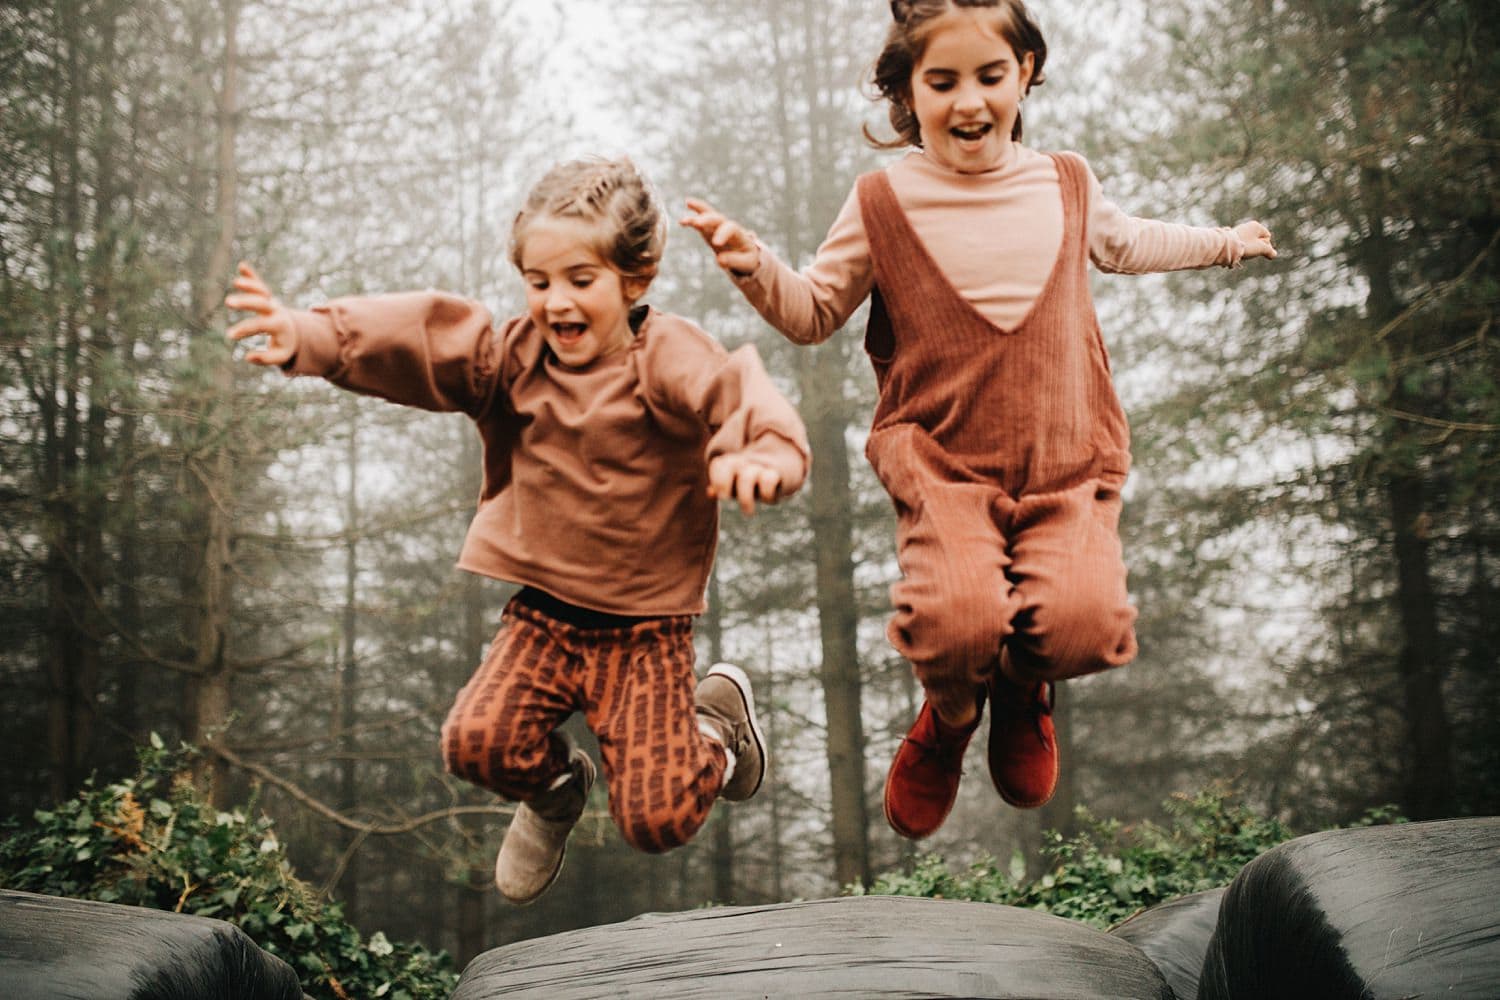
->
[858,784,1397,928]
[0,736,458,1000]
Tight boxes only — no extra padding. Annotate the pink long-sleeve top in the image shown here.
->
[732,147,1245,342]
[286,293,811,616]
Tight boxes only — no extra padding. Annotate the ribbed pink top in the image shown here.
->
[734,146,1244,343]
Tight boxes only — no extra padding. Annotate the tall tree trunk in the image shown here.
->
[763,616,785,901]
[1386,467,1454,817]
[798,349,871,889]
[1357,162,1456,818]
[703,568,735,902]
[41,0,79,802]
[1037,682,1078,839]
[111,50,149,750]
[767,0,872,891]
[183,0,240,803]
[455,430,490,966]
[78,0,126,779]
[337,410,361,912]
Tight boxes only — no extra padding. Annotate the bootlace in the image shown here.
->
[904,717,972,769]
[1031,681,1056,748]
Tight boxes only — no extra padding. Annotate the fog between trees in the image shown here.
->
[2,0,1496,963]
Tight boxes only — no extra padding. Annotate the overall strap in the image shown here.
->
[1047,152,1090,282]
[856,170,906,363]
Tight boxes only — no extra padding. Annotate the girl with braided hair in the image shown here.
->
[684,0,1275,840]
[226,156,810,902]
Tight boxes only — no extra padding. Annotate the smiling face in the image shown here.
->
[909,9,1034,173]
[519,217,649,368]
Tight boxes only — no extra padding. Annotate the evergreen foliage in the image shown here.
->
[0,738,458,1000]
[1121,0,1500,824]
[859,785,1401,928]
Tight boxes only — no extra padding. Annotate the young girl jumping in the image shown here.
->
[682,0,1275,840]
[226,157,810,901]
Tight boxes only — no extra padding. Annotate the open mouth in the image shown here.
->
[950,123,992,142]
[551,322,587,344]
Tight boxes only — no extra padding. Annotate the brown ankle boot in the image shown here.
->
[495,746,595,904]
[695,663,767,801]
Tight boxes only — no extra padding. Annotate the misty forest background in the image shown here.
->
[3,0,1498,969]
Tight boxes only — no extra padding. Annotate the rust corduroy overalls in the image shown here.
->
[858,151,1138,724]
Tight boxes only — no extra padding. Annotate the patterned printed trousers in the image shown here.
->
[440,598,726,853]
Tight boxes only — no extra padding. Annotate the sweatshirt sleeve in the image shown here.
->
[646,323,812,497]
[728,185,874,346]
[1085,161,1245,274]
[284,290,505,418]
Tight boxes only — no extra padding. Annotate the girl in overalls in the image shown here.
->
[683,0,1275,838]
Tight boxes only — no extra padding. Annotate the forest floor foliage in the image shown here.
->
[860,784,1405,928]
[0,738,458,1000]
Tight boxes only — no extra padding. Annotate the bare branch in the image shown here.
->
[208,741,516,834]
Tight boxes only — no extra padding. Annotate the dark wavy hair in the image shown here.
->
[865,0,1048,150]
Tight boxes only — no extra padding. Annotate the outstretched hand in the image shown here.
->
[680,198,760,277]
[707,453,785,516]
[1235,220,1277,261]
[224,261,299,366]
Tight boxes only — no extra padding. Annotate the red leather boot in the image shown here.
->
[986,675,1058,809]
[882,699,982,839]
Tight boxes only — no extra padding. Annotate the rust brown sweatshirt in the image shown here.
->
[286,293,810,616]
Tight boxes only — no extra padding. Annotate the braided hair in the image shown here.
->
[510,157,666,284]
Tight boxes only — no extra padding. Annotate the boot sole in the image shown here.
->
[995,778,1058,810]
[707,662,767,800]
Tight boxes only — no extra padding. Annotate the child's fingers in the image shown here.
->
[223,291,273,315]
[681,209,724,240]
[711,219,744,251]
[732,468,759,516]
[234,261,271,293]
[732,463,783,516]
[231,274,270,297]
[679,198,719,225]
[243,343,293,367]
[717,248,757,275]
[1255,223,1278,259]
[1236,221,1277,260]
[226,315,270,342]
[752,465,784,506]
[707,455,737,504]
